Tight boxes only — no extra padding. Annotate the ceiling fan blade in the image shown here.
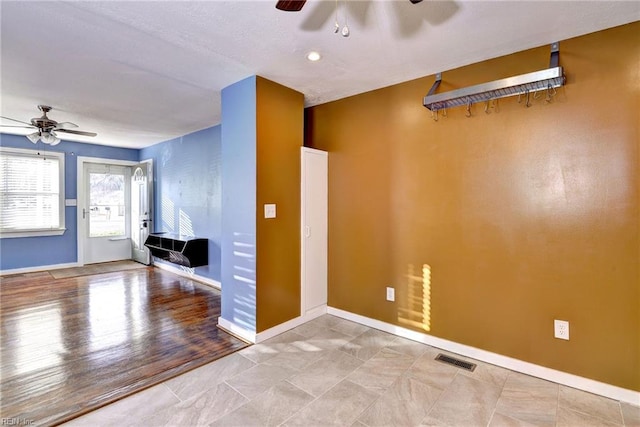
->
[276,0,306,12]
[0,115,34,126]
[55,128,97,137]
[0,124,37,129]
[55,121,79,129]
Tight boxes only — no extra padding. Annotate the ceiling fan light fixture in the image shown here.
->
[41,131,60,145]
[49,131,61,146]
[26,131,41,144]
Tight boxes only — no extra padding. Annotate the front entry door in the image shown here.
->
[83,163,131,264]
[130,162,152,265]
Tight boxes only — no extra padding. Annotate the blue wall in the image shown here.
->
[220,76,257,332]
[0,133,139,270]
[140,126,223,282]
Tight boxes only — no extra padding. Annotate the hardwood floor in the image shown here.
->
[0,267,248,426]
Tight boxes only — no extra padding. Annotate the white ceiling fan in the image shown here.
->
[0,105,97,146]
[276,0,422,12]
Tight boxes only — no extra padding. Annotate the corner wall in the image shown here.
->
[256,76,304,332]
[218,75,303,337]
[305,23,640,391]
[220,76,258,332]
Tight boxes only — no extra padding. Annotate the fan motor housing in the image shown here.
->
[31,105,57,130]
[30,117,58,130]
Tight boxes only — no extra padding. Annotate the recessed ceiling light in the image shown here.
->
[307,51,321,62]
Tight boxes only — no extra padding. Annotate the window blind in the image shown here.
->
[0,150,62,232]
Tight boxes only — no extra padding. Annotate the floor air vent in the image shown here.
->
[435,353,477,372]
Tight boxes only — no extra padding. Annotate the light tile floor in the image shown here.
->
[64,315,640,427]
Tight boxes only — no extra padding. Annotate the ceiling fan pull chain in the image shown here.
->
[341,0,349,37]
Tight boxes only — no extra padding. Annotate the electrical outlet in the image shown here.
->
[554,319,569,340]
[386,287,395,302]
[264,204,276,219]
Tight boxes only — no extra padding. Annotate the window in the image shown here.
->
[0,147,65,238]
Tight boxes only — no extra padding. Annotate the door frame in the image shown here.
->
[300,147,328,316]
[76,156,153,266]
[130,160,154,265]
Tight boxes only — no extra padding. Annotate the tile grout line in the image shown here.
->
[276,323,375,426]
[558,384,628,426]
[484,367,509,427]
[420,370,462,425]
[223,379,254,402]
[618,401,626,427]
[277,378,325,426]
[162,382,183,403]
[560,403,627,426]
[555,378,562,426]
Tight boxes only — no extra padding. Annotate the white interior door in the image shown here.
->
[131,161,153,265]
[301,147,328,315]
[83,163,131,264]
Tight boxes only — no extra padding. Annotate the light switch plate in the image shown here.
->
[264,204,276,219]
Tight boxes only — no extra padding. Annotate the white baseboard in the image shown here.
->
[0,262,79,276]
[152,260,221,290]
[256,305,328,343]
[218,305,329,345]
[327,307,640,406]
[218,317,256,343]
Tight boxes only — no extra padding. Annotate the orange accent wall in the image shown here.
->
[305,23,640,391]
[256,76,304,332]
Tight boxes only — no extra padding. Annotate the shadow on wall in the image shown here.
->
[157,195,201,278]
[398,264,432,332]
[232,231,257,331]
[179,209,194,237]
[160,195,195,237]
[162,195,175,233]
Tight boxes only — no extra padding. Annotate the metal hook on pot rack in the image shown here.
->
[533,87,543,100]
[546,84,557,103]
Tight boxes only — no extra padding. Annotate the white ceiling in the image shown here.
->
[1,1,638,149]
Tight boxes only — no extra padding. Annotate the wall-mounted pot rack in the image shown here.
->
[423,42,565,113]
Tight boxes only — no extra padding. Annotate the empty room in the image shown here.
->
[0,1,638,426]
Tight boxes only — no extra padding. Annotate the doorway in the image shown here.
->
[301,147,328,316]
[82,162,131,264]
[77,157,153,266]
[130,162,152,265]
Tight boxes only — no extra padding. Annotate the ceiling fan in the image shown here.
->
[276,0,422,12]
[0,105,97,146]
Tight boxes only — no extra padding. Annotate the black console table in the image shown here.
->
[144,233,208,268]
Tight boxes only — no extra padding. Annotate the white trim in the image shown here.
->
[152,260,221,290]
[0,262,79,276]
[218,317,256,343]
[76,156,140,266]
[300,147,328,316]
[256,304,327,343]
[1,228,66,238]
[326,307,640,406]
[133,158,154,265]
[301,147,328,155]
